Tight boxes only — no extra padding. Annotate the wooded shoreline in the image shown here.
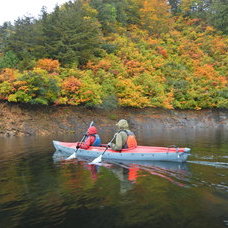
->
[0,102,227,137]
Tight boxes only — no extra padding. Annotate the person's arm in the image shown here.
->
[110,133,123,151]
[80,136,95,149]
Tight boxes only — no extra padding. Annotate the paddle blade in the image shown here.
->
[90,155,102,164]
[66,152,76,160]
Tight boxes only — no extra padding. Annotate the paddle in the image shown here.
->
[66,121,94,160]
[90,133,116,164]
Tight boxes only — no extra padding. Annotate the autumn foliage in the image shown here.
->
[36,59,60,72]
[0,0,227,109]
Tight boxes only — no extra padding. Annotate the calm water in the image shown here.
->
[0,128,228,228]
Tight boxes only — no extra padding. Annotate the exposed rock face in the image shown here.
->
[0,102,227,137]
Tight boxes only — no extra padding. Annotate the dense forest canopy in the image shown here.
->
[0,0,227,109]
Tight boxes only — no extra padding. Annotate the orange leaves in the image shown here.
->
[194,64,217,80]
[57,70,102,106]
[185,18,201,26]
[194,64,227,90]
[124,60,145,76]
[86,59,112,73]
[57,76,82,105]
[140,0,170,19]
[179,41,204,60]
[36,59,60,72]
[12,81,28,92]
[0,68,17,82]
[62,76,81,93]
[147,38,159,47]
[211,37,227,55]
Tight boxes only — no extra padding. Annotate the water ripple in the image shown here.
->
[188,160,228,169]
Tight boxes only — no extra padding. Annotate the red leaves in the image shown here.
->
[156,46,168,58]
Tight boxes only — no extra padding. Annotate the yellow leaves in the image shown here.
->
[162,90,174,109]
[13,81,27,88]
[180,0,193,14]
[205,26,215,33]
[55,97,68,105]
[139,0,171,34]
[12,81,29,94]
[32,67,48,75]
[82,2,98,17]
[153,57,165,69]
[140,0,170,18]
[83,16,91,20]
[117,78,150,108]
[194,106,202,110]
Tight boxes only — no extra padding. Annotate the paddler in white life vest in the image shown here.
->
[109,119,137,151]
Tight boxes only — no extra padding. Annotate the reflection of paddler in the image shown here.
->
[128,165,140,182]
[110,165,133,193]
[85,164,99,180]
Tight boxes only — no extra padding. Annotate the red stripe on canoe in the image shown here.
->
[59,142,186,153]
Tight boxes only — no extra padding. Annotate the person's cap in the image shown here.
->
[87,126,97,134]
[116,119,129,129]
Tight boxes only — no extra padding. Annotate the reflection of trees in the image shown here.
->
[0,159,30,227]
[0,154,67,227]
[116,173,226,228]
[1,152,227,228]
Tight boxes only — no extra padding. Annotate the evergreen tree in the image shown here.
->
[4,16,45,69]
[42,1,103,66]
[0,51,19,69]
[209,0,228,34]
[0,22,13,53]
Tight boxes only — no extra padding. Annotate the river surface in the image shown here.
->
[0,127,228,228]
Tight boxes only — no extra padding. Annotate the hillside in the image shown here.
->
[0,0,227,110]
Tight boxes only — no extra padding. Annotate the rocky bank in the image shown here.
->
[0,102,227,137]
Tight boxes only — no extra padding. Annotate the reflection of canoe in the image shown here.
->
[52,152,190,188]
[53,140,191,162]
[106,159,189,171]
[107,159,190,186]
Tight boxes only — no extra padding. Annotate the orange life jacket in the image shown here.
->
[121,130,137,149]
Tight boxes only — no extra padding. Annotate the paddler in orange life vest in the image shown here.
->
[77,126,101,149]
[109,119,137,151]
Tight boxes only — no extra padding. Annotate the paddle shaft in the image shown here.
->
[104,134,116,153]
[90,134,116,164]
